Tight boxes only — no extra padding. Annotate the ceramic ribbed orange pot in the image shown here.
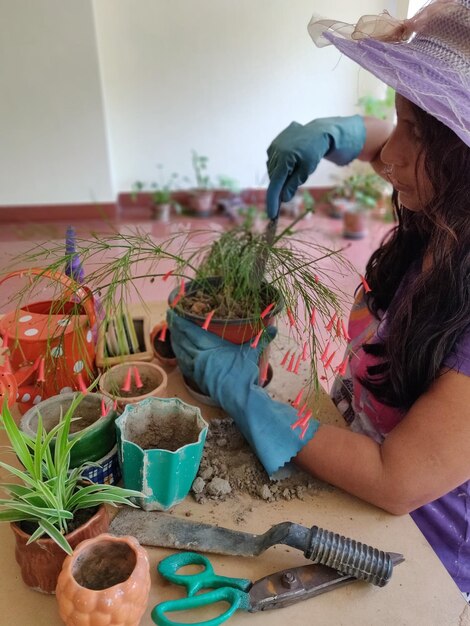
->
[56,533,151,626]
[11,505,109,594]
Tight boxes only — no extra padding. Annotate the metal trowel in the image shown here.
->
[110,509,403,587]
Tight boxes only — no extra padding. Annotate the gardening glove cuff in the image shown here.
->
[266,115,366,218]
[168,310,320,477]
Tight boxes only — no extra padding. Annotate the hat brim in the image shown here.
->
[325,32,470,148]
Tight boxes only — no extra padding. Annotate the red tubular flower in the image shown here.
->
[121,367,132,392]
[259,361,269,384]
[309,308,316,326]
[250,329,263,349]
[323,350,337,369]
[360,274,372,293]
[336,354,349,377]
[280,349,291,366]
[326,313,337,332]
[287,353,296,372]
[202,310,215,331]
[342,319,351,341]
[320,340,331,363]
[158,324,168,342]
[77,374,88,394]
[37,357,45,383]
[101,397,107,418]
[301,342,309,361]
[133,366,143,388]
[293,355,302,375]
[260,303,275,319]
[292,388,304,408]
[162,269,174,281]
[287,308,296,327]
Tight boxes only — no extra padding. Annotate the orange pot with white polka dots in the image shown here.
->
[56,533,151,626]
[0,269,97,413]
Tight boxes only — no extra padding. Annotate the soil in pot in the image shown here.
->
[73,541,136,590]
[20,507,98,537]
[28,395,104,435]
[115,374,161,398]
[127,410,201,451]
[180,284,277,320]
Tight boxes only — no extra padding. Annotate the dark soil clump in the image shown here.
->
[127,411,201,451]
[73,541,136,590]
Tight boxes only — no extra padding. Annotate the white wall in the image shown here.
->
[0,0,402,206]
[93,0,397,191]
[0,0,113,205]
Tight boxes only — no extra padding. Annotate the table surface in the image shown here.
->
[0,302,469,626]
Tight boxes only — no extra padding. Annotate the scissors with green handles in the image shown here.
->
[151,550,404,626]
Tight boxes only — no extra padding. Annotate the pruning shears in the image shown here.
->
[152,550,404,626]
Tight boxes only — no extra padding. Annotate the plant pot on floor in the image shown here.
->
[96,315,153,369]
[168,277,281,403]
[20,392,117,469]
[99,361,168,412]
[11,505,109,594]
[343,207,368,240]
[56,533,150,626]
[116,397,208,511]
[151,202,172,222]
[187,190,214,216]
[150,321,178,367]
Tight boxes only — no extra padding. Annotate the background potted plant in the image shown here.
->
[325,170,392,238]
[0,393,141,593]
[131,164,182,221]
[187,150,214,216]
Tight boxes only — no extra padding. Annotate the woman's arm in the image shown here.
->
[357,116,394,175]
[295,369,470,514]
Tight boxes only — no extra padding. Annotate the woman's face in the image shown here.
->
[380,95,434,211]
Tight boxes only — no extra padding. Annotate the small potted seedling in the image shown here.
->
[131,165,181,221]
[99,361,168,411]
[187,150,214,216]
[0,394,141,593]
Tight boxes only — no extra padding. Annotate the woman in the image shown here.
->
[168,0,470,598]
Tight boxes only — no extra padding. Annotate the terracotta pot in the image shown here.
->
[169,277,280,395]
[11,505,109,594]
[56,533,150,626]
[343,209,368,239]
[187,190,214,216]
[150,321,177,367]
[151,202,171,222]
[20,392,117,468]
[99,361,168,412]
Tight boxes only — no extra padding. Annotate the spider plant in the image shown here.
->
[0,393,141,554]
[6,209,355,395]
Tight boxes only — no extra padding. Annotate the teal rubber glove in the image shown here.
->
[266,115,366,218]
[167,310,319,477]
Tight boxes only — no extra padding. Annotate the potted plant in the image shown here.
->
[9,210,354,405]
[187,150,214,216]
[0,393,141,593]
[56,533,151,626]
[325,169,392,238]
[131,165,181,221]
[99,360,168,411]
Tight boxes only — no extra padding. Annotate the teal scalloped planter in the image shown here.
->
[115,397,208,511]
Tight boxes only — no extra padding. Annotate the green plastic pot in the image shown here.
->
[115,397,208,511]
[20,392,117,468]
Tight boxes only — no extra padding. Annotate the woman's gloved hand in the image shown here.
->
[266,115,366,218]
[167,310,319,476]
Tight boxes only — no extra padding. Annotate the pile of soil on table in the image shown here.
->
[191,417,332,504]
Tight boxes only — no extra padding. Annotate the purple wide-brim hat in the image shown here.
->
[308,0,470,148]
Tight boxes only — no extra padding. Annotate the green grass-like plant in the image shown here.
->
[0,394,141,554]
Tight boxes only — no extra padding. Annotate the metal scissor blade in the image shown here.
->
[249,553,404,612]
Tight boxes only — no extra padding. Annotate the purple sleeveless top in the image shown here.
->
[331,285,470,593]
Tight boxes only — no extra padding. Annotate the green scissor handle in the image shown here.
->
[152,552,252,626]
[151,587,251,626]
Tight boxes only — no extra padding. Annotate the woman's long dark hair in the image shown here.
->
[361,101,470,409]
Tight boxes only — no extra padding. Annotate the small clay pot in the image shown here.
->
[99,361,168,412]
[150,321,177,367]
[188,190,214,216]
[343,209,368,239]
[11,505,109,594]
[56,533,150,626]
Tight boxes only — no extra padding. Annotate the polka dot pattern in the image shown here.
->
[73,360,84,373]
[19,315,32,323]
[24,328,39,337]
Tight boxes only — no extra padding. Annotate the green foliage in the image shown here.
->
[0,395,141,554]
[327,170,390,210]
[191,150,211,189]
[132,164,181,205]
[301,190,315,213]
[357,86,395,120]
